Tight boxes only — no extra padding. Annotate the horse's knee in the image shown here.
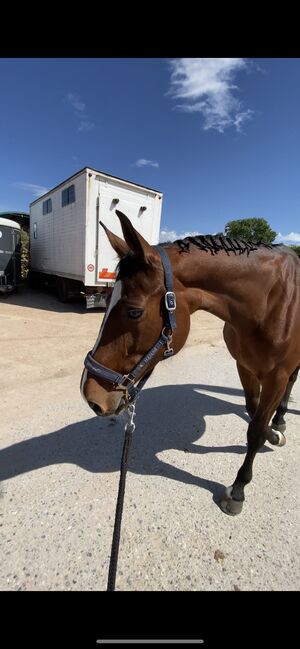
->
[246,396,260,419]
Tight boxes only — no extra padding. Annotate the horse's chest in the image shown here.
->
[223,322,279,375]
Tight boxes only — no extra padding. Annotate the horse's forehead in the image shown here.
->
[121,266,156,291]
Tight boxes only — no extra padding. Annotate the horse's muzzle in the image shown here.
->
[87,395,127,417]
[88,401,103,416]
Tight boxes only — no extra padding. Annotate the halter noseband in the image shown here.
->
[84,245,177,404]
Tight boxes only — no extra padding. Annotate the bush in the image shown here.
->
[290,245,300,257]
[21,228,30,279]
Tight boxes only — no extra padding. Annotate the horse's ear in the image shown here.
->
[99,221,130,258]
[115,210,153,259]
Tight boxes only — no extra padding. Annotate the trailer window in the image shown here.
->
[43,198,52,215]
[62,184,75,207]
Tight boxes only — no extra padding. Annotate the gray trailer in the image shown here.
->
[0,217,21,295]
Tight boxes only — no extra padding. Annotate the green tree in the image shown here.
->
[224,218,277,244]
[290,245,300,257]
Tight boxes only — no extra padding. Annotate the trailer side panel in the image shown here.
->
[30,171,86,281]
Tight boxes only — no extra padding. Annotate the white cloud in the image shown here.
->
[275,232,300,243]
[160,228,201,243]
[167,58,254,133]
[65,92,95,133]
[74,111,89,119]
[13,182,49,197]
[134,159,159,168]
[77,120,95,133]
[66,93,86,112]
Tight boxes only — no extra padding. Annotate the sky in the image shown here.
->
[0,57,299,243]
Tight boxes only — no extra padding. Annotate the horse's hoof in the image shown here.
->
[267,429,286,447]
[219,487,244,516]
[271,421,286,434]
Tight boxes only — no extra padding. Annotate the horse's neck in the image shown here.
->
[170,246,263,323]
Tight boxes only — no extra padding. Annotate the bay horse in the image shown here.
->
[81,210,300,515]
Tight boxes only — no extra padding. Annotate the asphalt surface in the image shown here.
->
[1,286,299,590]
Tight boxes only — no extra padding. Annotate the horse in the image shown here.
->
[81,210,300,515]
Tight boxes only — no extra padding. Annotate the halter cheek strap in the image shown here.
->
[155,246,177,331]
[84,245,176,403]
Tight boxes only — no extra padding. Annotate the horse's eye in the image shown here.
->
[128,308,144,319]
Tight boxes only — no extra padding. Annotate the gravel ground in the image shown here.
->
[1,286,299,591]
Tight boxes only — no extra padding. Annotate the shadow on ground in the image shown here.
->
[1,383,275,502]
[0,284,104,314]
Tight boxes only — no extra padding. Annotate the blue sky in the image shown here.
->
[0,57,299,243]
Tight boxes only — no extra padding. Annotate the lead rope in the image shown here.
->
[107,403,136,591]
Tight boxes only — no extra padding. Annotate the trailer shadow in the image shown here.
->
[2,284,104,314]
[0,383,273,502]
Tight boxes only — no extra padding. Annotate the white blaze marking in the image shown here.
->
[91,280,122,353]
[80,281,122,401]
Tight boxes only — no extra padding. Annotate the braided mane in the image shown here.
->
[165,234,279,256]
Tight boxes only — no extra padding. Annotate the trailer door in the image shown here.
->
[96,180,154,284]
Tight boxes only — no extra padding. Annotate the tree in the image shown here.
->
[224,218,277,244]
[290,245,300,257]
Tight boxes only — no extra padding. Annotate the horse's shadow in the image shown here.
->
[0,383,272,502]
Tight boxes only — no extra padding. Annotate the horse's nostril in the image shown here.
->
[88,401,103,416]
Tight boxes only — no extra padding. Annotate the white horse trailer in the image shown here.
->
[29,167,163,307]
[0,217,21,294]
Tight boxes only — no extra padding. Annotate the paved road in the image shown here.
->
[1,287,299,590]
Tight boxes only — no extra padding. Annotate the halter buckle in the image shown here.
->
[121,373,135,387]
[165,291,176,312]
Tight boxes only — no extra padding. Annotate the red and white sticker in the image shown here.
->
[99,268,116,279]
[87,264,94,272]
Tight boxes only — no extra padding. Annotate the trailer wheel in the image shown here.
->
[56,277,70,302]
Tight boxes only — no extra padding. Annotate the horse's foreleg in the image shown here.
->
[219,369,289,516]
[271,365,299,433]
[236,362,261,418]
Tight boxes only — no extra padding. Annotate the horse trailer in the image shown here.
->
[29,167,163,307]
[0,217,21,295]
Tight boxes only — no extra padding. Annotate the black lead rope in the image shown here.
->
[106,372,152,591]
[107,403,136,591]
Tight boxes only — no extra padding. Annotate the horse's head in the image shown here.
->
[81,210,198,416]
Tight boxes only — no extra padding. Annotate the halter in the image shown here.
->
[84,246,177,404]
